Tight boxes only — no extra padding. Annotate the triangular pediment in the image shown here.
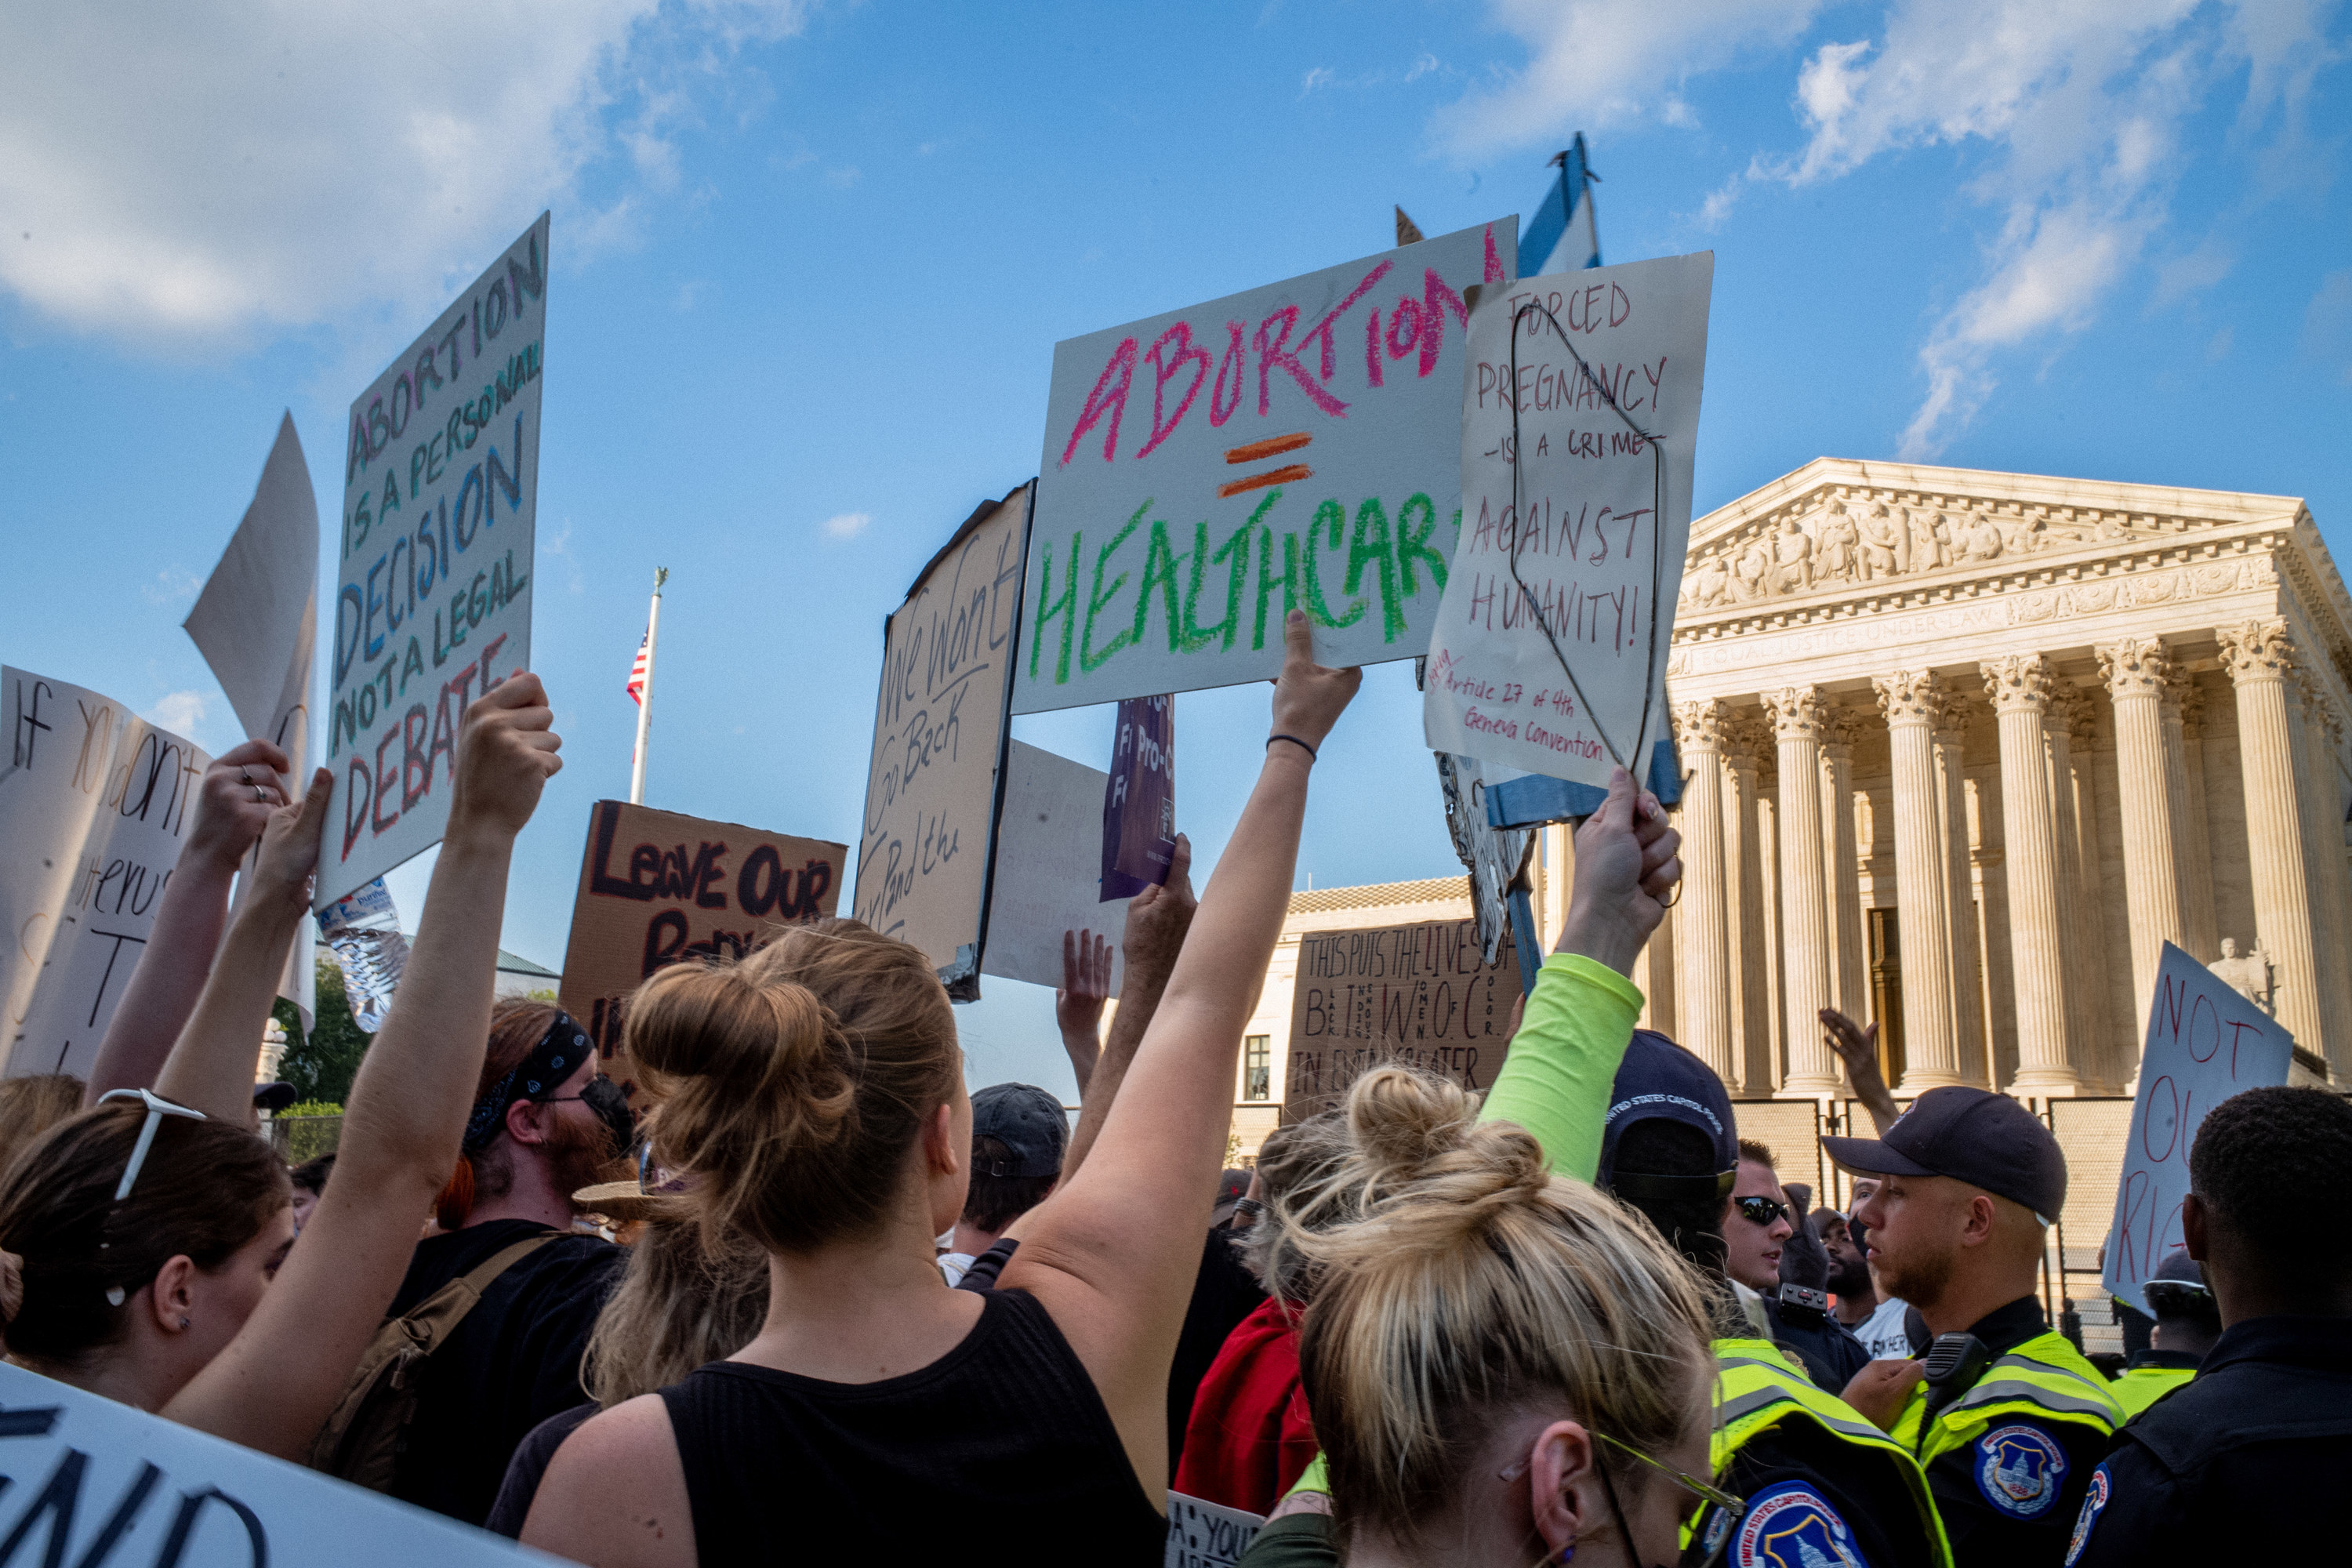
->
[1681,458,2309,615]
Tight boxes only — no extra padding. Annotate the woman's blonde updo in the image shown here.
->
[1290,1066,1715,1552]
[624,918,960,1256]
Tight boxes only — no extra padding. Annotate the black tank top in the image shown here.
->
[658,1287,1166,1563]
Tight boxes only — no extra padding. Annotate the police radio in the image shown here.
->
[1918,1331,1991,1439]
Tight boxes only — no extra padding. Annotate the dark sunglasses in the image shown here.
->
[1731,1195,1789,1227]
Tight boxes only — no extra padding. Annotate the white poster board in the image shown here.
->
[0,1363,553,1564]
[1422,254,1714,786]
[981,742,1131,993]
[2100,941,2292,1313]
[324,212,549,908]
[185,412,319,1021]
[2,670,210,1079]
[1014,220,1517,713]
[1165,1491,1265,1568]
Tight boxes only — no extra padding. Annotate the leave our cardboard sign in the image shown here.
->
[853,485,1031,997]
[1283,915,1520,1122]
[1014,220,1516,714]
[1423,252,1714,791]
[561,800,845,1100]
[324,213,550,909]
[2100,941,2292,1314]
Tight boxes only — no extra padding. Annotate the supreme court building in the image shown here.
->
[1653,457,2351,1097]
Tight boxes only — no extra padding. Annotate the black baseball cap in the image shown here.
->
[1597,1029,1739,1196]
[1822,1086,2066,1220]
[971,1083,1068,1179]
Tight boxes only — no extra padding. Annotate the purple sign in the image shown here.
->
[1102,695,1175,901]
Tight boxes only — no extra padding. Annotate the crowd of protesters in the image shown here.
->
[0,610,2343,1565]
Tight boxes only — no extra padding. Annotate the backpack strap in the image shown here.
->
[395,1231,564,1355]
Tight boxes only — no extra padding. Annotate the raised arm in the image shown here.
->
[149,764,331,1126]
[1004,611,1356,1490]
[1055,929,1112,1097]
[1476,768,1683,1179]
[162,675,561,1457]
[1820,1008,1900,1134]
[1062,835,1196,1181]
[85,740,292,1105]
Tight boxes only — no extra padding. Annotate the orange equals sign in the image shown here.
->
[1218,433,1312,499]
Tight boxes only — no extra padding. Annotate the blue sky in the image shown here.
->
[4,0,2347,1096]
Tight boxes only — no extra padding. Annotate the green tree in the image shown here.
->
[273,955,374,1105]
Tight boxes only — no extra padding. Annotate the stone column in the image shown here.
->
[2216,622,2334,1070]
[1640,899,1680,1037]
[1821,711,1868,1022]
[1755,751,1787,1091]
[2053,688,2118,1090]
[1933,701,1989,1087]
[1723,717,1774,1095]
[2042,686,2103,1090]
[2169,675,2220,962]
[2292,677,2352,1065]
[1874,672,1963,1089]
[1671,699,1736,1082]
[2097,637,2190,1040]
[1982,655,2081,1093]
[1767,687,1839,1094]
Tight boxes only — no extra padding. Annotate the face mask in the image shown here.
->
[577,1076,637,1158]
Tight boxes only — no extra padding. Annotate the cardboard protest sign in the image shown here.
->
[0,1362,543,1564]
[1014,220,1518,714]
[1423,252,1714,790]
[185,412,320,1021]
[1284,916,1520,1121]
[1166,1492,1265,1568]
[2,670,210,1078]
[324,212,550,908]
[982,742,1131,994]
[1102,695,1174,901]
[561,800,845,1099]
[2100,941,2292,1313]
[853,485,1031,997]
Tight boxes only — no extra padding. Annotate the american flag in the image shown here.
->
[626,631,649,705]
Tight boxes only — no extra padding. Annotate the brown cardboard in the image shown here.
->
[559,798,845,1101]
[1282,915,1523,1123]
[851,483,1031,996]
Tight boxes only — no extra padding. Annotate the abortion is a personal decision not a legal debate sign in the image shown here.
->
[1014,219,1516,713]
[323,213,550,907]
[1422,253,1714,792]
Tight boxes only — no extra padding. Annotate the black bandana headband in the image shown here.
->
[463,1011,595,1154]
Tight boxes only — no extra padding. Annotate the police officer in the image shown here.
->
[1824,1088,2121,1567]
[2067,1086,2352,1564]
[2106,1250,2216,1419]
[1600,1033,1950,1568]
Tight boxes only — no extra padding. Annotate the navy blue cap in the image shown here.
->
[971,1083,1068,1179]
[1597,1029,1738,1188]
[1822,1085,2066,1219]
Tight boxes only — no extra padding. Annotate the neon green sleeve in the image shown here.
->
[1475,953,1644,1181]
[1283,1454,1330,1497]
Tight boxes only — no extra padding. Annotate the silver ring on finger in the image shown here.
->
[239,766,254,786]
[253,784,267,804]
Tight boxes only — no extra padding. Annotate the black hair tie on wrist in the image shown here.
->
[1267,734,1318,763]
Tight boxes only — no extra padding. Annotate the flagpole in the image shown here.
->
[630,567,668,805]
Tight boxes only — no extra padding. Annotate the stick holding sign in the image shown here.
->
[2100,941,2292,1314]
[323,213,550,908]
[1423,253,1713,795]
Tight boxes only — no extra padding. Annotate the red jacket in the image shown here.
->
[1173,1296,1319,1515]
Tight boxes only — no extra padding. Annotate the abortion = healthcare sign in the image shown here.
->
[1013,220,1516,713]
[324,213,550,907]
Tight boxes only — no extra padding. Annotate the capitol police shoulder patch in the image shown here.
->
[2064,1465,2111,1565]
[1974,1423,2069,1519]
[1734,1483,1872,1568]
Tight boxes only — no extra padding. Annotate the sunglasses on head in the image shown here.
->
[1731,1195,1788,1227]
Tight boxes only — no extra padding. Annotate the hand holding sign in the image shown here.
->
[1557,768,1682,974]
[1270,608,1363,757]
[448,671,563,844]
[187,740,294,876]
[248,768,335,909]
[1123,833,1197,982]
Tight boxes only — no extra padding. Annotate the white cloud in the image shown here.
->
[140,565,201,606]
[1301,66,1337,97]
[1431,0,1826,156]
[822,511,871,539]
[0,2,808,348]
[2151,241,2237,308]
[1760,0,2332,457]
[146,690,208,737]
